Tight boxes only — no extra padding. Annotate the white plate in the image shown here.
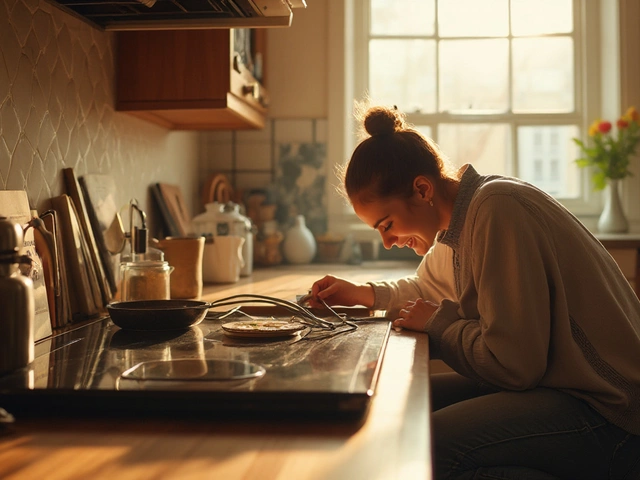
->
[221,320,305,338]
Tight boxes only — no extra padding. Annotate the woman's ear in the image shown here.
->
[413,176,433,202]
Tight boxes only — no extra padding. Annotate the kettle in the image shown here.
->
[0,216,35,374]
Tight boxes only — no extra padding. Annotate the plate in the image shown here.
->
[221,320,305,338]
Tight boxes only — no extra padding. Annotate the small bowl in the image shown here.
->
[315,236,345,263]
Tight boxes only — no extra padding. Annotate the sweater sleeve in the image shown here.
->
[368,240,456,316]
[426,193,553,390]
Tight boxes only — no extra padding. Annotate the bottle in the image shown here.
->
[283,215,317,264]
[0,217,34,374]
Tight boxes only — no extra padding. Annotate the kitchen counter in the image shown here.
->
[0,261,433,480]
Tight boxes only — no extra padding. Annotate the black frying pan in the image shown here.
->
[107,299,213,331]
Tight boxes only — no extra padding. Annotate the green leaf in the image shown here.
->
[592,171,607,190]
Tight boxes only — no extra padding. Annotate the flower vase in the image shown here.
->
[597,179,629,233]
[283,215,317,264]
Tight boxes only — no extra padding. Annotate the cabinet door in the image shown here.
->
[117,30,230,109]
[116,30,267,130]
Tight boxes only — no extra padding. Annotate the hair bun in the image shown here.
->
[364,106,405,137]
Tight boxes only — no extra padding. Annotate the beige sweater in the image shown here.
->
[369,240,456,317]
[372,165,640,435]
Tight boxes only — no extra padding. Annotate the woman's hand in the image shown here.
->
[392,298,439,332]
[307,275,375,309]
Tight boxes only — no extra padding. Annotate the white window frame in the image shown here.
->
[328,0,637,239]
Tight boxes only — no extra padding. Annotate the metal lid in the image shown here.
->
[0,217,23,253]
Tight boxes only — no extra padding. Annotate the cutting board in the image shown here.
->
[157,183,191,237]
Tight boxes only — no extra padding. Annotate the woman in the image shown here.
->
[309,105,640,479]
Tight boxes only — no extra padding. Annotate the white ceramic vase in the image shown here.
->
[283,215,317,264]
[598,179,629,233]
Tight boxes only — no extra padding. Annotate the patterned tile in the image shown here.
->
[0,0,199,225]
[273,142,327,235]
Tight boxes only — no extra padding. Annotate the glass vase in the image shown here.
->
[597,179,629,234]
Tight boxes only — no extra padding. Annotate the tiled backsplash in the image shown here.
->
[0,0,199,232]
[199,118,328,233]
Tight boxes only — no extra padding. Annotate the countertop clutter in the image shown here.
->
[0,262,433,480]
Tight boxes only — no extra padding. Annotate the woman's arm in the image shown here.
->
[368,240,456,313]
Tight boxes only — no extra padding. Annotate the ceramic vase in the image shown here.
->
[598,179,629,233]
[283,215,317,264]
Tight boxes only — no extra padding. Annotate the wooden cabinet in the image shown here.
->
[116,29,268,130]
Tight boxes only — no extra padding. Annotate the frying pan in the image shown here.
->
[107,299,213,331]
[106,294,361,332]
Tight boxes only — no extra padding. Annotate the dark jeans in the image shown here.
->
[431,373,640,480]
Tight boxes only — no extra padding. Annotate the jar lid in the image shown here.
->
[121,260,170,269]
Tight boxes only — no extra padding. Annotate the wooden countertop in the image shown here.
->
[0,261,433,480]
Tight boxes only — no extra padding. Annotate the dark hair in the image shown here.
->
[340,105,455,203]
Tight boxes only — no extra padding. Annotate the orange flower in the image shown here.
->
[574,106,640,190]
[588,120,600,137]
[598,121,612,134]
[624,106,639,123]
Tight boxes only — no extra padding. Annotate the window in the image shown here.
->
[354,0,594,203]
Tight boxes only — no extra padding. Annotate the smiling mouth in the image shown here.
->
[404,238,415,249]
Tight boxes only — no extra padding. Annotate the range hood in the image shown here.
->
[47,0,307,30]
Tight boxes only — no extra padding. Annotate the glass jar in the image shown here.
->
[119,260,173,302]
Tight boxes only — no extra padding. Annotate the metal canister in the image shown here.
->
[0,217,34,374]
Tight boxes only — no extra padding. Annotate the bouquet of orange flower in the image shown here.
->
[574,106,640,190]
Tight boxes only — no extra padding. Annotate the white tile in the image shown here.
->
[236,120,272,143]
[236,142,272,170]
[315,119,328,143]
[235,172,273,191]
[274,119,313,143]
[201,142,233,171]
[200,131,233,144]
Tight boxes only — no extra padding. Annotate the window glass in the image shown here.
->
[369,39,437,113]
[511,0,573,36]
[512,37,574,113]
[414,125,433,140]
[438,123,512,175]
[361,0,586,202]
[370,0,435,36]
[439,39,509,114]
[517,125,580,197]
[438,0,509,37]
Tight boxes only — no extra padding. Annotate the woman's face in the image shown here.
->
[352,189,439,256]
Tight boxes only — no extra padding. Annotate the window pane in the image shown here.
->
[438,0,509,37]
[414,125,433,140]
[518,125,580,197]
[370,0,435,36]
[511,0,573,36]
[439,39,509,113]
[512,37,574,113]
[438,123,511,175]
[369,39,436,113]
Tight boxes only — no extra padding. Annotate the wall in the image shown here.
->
[266,3,328,118]
[198,1,331,231]
[0,0,200,233]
